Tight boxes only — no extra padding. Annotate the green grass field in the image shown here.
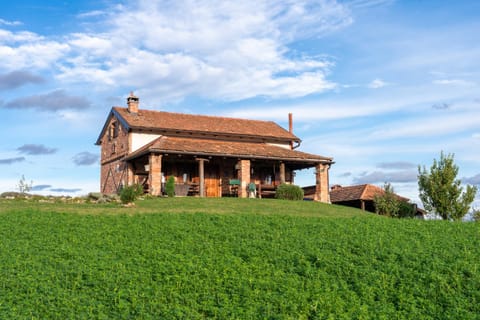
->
[1,197,479,319]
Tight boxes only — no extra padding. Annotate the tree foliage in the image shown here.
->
[418,152,477,220]
[374,183,401,217]
[473,209,480,222]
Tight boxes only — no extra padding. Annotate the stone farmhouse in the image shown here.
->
[96,93,334,201]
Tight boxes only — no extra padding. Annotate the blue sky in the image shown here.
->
[1,0,479,207]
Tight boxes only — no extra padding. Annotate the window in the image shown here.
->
[113,121,119,138]
[109,121,119,141]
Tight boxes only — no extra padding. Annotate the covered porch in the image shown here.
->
[124,152,330,202]
[123,135,333,202]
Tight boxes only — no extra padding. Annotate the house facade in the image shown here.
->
[96,93,334,201]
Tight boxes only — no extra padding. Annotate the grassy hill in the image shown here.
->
[1,197,478,319]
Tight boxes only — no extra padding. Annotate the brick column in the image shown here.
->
[237,159,250,198]
[314,163,330,203]
[149,154,162,196]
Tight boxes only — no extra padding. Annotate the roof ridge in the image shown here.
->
[113,106,281,125]
[359,184,371,199]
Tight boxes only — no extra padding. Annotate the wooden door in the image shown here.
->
[205,164,220,197]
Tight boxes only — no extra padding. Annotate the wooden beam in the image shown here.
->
[196,158,209,197]
[279,162,286,184]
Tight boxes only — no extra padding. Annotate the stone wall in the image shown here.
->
[99,115,130,194]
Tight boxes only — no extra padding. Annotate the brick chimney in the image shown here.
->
[127,92,139,113]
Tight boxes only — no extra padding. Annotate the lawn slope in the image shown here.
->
[0,198,478,319]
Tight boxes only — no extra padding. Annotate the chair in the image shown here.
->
[248,182,257,198]
[229,179,240,197]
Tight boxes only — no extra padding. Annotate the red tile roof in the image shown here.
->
[330,184,409,202]
[113,107,299,142]
[125,135,332,164]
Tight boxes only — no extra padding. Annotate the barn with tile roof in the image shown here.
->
[96,93,333,201]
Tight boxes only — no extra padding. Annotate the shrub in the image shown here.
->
[119,184,143,204]
[397,201,417,218]
[165,176,175,197]
[275,183,304,200]
[374,183,400,217]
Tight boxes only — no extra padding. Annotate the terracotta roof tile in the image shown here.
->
[126,135,332,163]
[330,184,371,202]
[330,184,409,202]
[114,107,299,142]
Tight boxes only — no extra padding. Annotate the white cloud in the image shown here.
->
[0,29,43,42]
[347,0,395,9]
[353,170,417,184]
[1,1,353,101]
[0,29,70,70]
[369,111,480,140]
[368,78,388,89]
[224,84,453,121]
[0,19,22,26]
[433,79,475,86]
[77,10,106,19]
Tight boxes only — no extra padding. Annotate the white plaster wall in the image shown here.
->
[267,142,291,149]
[131,133,161,152]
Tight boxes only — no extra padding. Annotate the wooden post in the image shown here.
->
[149,154,162,196]
[198,159,205,197]
[279,162,286,184]
[196,158,209,197]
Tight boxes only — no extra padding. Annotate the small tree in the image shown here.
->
[374,183,401,217]
[165,176,175,197]
[17,175,33,195]
[418,152,478,220]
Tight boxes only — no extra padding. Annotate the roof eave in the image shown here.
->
[125,147,333,164]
